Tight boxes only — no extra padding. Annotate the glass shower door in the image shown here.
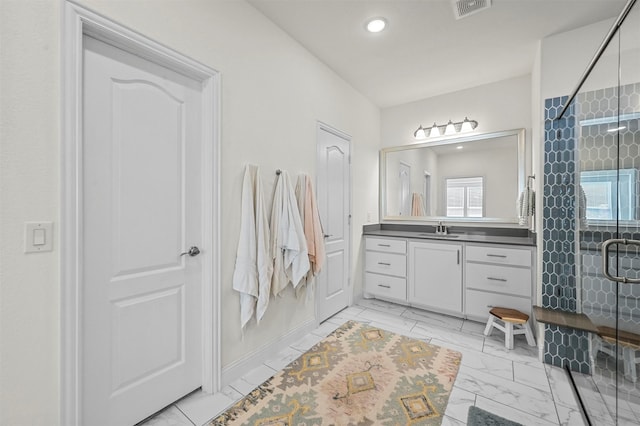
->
[575,4,640,423]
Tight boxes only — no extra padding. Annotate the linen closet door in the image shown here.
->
[82,36,203,425]
[316,125,351,322]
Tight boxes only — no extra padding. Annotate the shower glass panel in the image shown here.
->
[573,3,640,424]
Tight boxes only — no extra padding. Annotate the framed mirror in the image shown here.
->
[380,128,526,223]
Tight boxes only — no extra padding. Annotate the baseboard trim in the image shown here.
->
[221,318,316,387]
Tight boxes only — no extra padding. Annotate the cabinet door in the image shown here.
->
[408,241,462,314]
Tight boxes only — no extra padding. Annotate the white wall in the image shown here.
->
[540,13,640,100]
[381,75,532,149]
[540,18,615,101]
[0,1,380,424]
[0,1,61,424]
[531,41,544,319]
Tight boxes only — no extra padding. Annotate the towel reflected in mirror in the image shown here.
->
[411,192,425,216]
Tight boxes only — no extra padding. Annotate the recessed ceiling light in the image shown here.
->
[456,146,463,150]
[366,18,387,33]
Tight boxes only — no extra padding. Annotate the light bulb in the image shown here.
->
[429,123,441,138]
[444,120,456,135]
[461,117,474,133]
[366,18,386,33]
[414,126,426,139]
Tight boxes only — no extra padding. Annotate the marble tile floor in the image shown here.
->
[138,299,630,426]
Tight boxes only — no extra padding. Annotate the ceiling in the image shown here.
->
[248,0,626,108]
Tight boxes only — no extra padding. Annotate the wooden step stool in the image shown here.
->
[484,307,536,350]
[592,326,640,383]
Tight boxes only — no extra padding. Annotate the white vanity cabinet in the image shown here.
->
[363,235,535,321]
[408,241,463,315]
[464,244,534,321]
[364,237,407,302]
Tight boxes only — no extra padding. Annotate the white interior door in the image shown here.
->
[82,35,203,425]
[399,162,411,216]
[316,124,351,322]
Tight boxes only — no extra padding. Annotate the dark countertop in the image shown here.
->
[363,224,536,247]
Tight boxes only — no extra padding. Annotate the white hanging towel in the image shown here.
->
[271,170,310,296]
[282,171,310,290]
[271,172,286,296]
[518,185,535,227]
[232,165,259,330]
[254,166,273,324]
[295,174,306,224]
[578,184,588,229]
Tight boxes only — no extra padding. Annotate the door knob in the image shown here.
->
[180,246,200,257]
[324,234,333,238]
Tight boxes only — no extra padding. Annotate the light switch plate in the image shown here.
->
[24,222,53,253]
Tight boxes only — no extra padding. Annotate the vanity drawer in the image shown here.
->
[465,289,531,320]
[365,237,407,254]
[465,263,531,298]
[365,251,406,277]
[365,273,407,301]
[466,245,532,267]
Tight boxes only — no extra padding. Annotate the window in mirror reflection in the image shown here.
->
[446,177,484,217]
[581,169,637,220]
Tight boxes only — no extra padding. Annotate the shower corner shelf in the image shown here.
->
[532,306,599,334]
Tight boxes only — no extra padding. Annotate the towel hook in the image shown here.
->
[276,169,282,175]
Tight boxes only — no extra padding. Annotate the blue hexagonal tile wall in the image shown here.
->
[542,95,590,373]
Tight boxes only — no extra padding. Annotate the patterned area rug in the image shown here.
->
[210,320,462,425]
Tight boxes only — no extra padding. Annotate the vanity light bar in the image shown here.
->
[414,117,478,139]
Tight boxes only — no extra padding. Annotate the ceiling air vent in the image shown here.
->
[452,0,492,20]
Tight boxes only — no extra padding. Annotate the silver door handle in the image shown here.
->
[180,246,200,257]
[602,238,640,284]
[324,234,333,238]
[487,277,507,282]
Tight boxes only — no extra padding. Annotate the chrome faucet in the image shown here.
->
[435,221,448,235]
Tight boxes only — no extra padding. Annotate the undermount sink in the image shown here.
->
[418,233,460,238]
